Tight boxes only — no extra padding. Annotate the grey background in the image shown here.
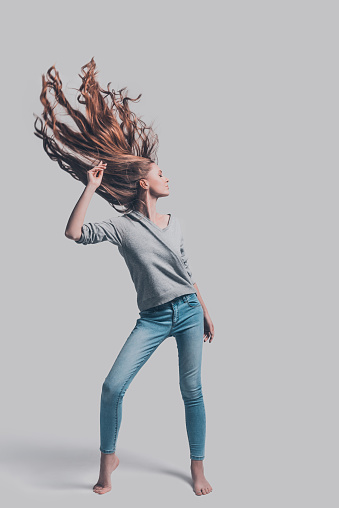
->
[1,0,337,506]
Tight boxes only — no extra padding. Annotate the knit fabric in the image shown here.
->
[75,210,197,311]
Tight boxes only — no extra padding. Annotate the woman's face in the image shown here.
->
[142,163,170,197]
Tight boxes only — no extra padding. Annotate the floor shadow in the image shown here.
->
[120,449,192,485]
[0,439,192,491]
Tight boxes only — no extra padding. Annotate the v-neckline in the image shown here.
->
[131,210,172,231]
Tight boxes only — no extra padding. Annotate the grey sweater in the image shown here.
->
[75,210,197,311]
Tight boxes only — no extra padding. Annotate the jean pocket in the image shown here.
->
[184,293,201,308]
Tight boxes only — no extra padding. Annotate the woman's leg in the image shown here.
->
[93,313,172,494]
[172,297,212,495]
[100,315,172,454]
[174,312,206,461]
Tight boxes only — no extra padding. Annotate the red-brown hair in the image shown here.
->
[33,57,159,214]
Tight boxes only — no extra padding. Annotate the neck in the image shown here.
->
[135,193,159,220]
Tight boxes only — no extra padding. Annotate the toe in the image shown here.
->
[94,486,110,495]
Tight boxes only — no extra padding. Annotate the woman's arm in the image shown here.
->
[194,283,215,343]
[65,161,106,241]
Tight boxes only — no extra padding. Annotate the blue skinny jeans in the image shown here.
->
[100,292,206,460]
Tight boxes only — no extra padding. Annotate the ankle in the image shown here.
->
[101,451,117,460]
[191,459,204,467]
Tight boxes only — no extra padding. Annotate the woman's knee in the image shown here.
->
[179,380,203,402]
[101,377,124,402]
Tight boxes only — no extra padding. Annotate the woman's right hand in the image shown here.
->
[86,160,107,188]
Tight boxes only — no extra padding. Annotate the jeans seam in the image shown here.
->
[187,301,200,308]
[185,294,200,308]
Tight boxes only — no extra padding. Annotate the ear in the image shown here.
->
[139,178,148,190]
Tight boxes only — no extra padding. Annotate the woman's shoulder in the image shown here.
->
[111,211,178,231]
[110,212,143,231]
[106,214,130,232]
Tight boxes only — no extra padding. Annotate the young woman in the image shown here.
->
[34,57,214,496]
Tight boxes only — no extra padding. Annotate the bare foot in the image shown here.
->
[190,460,213,496]
[93,452,120,495]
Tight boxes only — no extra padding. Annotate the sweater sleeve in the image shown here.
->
[75,218,123,246]
[180,234,196,285]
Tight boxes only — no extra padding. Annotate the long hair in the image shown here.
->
[33,57,159,214]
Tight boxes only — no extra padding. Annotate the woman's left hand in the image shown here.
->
[203,313,214,343]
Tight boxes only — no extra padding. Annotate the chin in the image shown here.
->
[159,189,170,197]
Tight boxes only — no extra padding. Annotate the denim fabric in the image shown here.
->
[100,292,206,460]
